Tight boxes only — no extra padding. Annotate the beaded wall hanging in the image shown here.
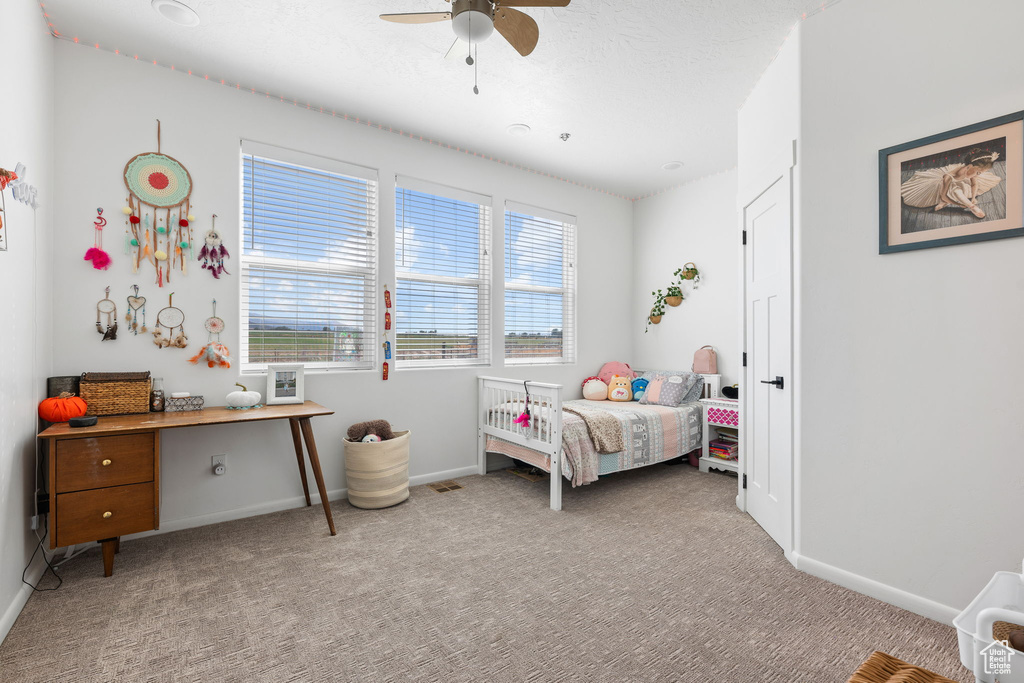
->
[122,121,195,287]
[125,284,147,335]
[83,208,112,270]
[189,299,232,368]
[95,286,118,341]
[152,292,188,349]
[197,214,230,279]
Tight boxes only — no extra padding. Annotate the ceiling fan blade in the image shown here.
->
[379,12,452,24]
[496,1,571,7]
[493,7,539,56]
[444,38,470,61]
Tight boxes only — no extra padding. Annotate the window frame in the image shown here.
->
[394,175,492,369]
[239,140,379,374]
[503,201,577,366]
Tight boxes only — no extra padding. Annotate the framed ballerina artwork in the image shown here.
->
[879,111,1024,253]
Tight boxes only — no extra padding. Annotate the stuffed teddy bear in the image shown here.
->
[631,377,649,402]
[607,375,632,402]
[347,419,395,442]
[582,377,608,401]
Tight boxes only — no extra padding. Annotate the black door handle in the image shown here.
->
[760,376,784,390]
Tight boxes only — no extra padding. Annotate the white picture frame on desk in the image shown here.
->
[266,364,304,405]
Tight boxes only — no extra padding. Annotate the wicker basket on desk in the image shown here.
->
[79,372,151,416]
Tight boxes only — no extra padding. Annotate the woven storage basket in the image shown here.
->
[79,372,151,416]
[344,431,410,509]
[847,651,956,683]
[165,396,205,412]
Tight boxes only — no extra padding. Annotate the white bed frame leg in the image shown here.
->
[549,448,562,511]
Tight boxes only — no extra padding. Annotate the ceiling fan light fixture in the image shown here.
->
[451,0,494,43]
[662,161,685,171]
[506,123,532,137]
[151,0,200,27]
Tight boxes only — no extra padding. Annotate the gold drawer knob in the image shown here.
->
[102,459,112,467]
[102,511,113,519]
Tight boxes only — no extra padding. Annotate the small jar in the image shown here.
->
[150,377,165,412]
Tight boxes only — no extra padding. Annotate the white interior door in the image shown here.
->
[743,173,793,554]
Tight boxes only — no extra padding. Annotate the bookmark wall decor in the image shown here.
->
[382,284,392,381]
[123,120,196,286]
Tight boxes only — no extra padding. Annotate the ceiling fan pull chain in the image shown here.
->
[473,45,480,95]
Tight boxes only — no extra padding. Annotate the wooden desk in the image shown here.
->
[38,401,336,576]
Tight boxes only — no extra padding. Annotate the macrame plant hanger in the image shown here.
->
[95,286,118,341]
[152,292,188,349]
[123,120,195,287]
[125,284,147,335]
[189,299,232,368]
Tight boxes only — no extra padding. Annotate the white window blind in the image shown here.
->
[504,201,576,365]
[240,140,378,371]
[395,176,491,367]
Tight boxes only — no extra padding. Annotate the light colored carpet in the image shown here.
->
[1,465,971,682]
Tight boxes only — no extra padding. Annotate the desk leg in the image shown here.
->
[289,419,312,507]
[298,418,337,536]
[100,538,117,577]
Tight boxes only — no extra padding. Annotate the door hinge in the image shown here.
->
[742,352,747,367]
[742,474,748,489]
[742,230,747,245]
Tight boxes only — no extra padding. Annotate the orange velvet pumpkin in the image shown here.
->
[38,392,88,422]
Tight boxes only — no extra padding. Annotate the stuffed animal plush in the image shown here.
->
[347,419,395,442]
[598,361,636,385]
[631,377,649,402]
[607,375,632,402]
[582,377,608,401]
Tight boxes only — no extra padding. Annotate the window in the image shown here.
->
[240,141,377,371]
[395,176,491,367]
[504,202,576,365]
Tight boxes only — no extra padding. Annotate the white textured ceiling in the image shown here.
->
[41,0,825,198]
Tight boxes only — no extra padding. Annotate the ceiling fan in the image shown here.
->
[380,0,571,58]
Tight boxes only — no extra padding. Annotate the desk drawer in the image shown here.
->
[56,434,155,493]
[56,483,156,547]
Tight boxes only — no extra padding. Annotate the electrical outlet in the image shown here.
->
[30,515,39,530]
[211,454,226,476]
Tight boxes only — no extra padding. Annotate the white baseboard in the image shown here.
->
[1,560,45,645]
[126,465,480,539]
[792,552,960,624]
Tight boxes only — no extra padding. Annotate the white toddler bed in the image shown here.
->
[477,374,720,511]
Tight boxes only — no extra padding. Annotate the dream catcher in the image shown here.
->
[125,284,147,335]
[189,299,232,368]
[123,120,195,287]
[95,286,118,341]
[513,381,533,432]
[152,292,188,349]
[83,208,111,270]
[197,214,230,278]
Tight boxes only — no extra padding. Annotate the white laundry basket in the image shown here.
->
[953,560,1024,683]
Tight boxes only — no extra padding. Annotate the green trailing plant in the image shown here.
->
[646,289,666,333]
[665,284,684,299]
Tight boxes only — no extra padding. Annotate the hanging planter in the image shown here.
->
[646,289,667,332]
[664,284,684,307]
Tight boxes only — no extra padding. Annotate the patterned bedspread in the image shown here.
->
[486,400,702,487]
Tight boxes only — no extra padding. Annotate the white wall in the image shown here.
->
[632,171,740,385]
[797,0,1024,615]
[51,43,633,534]
[0,0,54,642]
